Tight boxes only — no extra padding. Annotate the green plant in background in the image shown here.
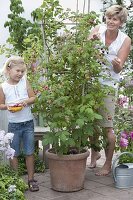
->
[114,90,133,163]
[17,150,45,176]
[0,165,28,200]
[4,0,41,55]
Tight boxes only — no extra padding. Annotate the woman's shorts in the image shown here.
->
[8,120,34,157]
[98,94,116,128]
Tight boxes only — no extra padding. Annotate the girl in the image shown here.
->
[0,56,39,191]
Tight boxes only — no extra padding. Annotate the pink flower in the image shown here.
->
[120,137,128,147]
[120,131,128,139]
[43,85,49,90]
[129,131,133,140]
[117,96,128,107]
[112,130,115,134]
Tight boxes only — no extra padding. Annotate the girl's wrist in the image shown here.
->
[23,101,28,107]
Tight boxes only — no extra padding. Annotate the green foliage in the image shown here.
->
[17,150,45,175]
[116,0,125,5]
[114,79,133,163]
[4,0,41,54]
[0,165,28,200]
[119,154,133,164]
[125,13,133,66]
[26,0,107,155]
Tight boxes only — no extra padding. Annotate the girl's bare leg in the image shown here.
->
[10,156,18,170]
[26,154,34,181]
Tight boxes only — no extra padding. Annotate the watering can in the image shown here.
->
[112,152,133,189]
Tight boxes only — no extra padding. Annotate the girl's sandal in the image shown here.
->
[28,179,39,192]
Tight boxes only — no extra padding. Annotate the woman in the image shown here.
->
[88,5,131,176]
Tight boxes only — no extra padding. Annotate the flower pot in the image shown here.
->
[45,149,90,192]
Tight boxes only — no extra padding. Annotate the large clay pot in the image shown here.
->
[45,149,90,192]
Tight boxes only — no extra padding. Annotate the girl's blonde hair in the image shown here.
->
[105,5,128,23]
[2,56,26,77]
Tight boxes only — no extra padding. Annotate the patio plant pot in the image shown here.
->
[45,149,90,192]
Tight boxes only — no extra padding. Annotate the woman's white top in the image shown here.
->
[98,24,127,88]
[1,76,33,123]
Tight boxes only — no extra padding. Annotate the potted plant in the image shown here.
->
[2,0,108,192]
[26,0,108,192]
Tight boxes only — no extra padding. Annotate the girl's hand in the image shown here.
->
[19,101,28,107]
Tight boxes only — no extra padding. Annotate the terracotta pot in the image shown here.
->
[45,149,90,192]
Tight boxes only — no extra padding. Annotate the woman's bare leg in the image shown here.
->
[89,149,101,168]
[89,134,101,168]
[95,127,116,176]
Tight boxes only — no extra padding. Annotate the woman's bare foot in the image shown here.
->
[95,162,111,176]
[89,151,101,169]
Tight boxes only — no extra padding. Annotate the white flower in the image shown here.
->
[4,132,14,143]
[0,146,6,151]
[8,185,16,193]
[0,130,15,160]
[0,130,5,141]
[0,140,5,146]
[5,147,15,159]
[123,103,128,109]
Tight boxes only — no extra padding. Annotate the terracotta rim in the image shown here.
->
[45,149,90,160]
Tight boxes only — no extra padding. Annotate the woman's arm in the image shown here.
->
[88,25,100,40]
[112,36,131,73]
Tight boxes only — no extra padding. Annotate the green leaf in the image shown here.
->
[94,113,102,120]
[76,119,85,127]
[60,133,67,142]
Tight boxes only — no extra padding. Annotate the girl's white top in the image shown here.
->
[98,24,127,88]
[1,76,33,123]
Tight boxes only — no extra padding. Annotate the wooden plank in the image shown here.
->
[34,126,50,169]
[34,126,50,135]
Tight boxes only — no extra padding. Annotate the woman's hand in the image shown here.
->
[91,33,100,40]
[112,57,122,73]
